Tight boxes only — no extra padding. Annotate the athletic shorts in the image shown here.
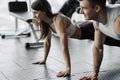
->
[79,21,94,40]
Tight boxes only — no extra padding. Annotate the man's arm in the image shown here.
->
[114,15,120,35]
[92,23,106,77]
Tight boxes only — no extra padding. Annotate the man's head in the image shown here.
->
[79,0,106,20]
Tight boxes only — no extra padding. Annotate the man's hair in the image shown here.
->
[79,0,106,9]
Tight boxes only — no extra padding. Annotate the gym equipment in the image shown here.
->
[25,19,44,49]
[1,1,31,39]
[59,0,79,18]
[1,33,31,39]
[25,42,44,49]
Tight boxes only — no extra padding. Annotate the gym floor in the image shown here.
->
[0,28,120,80]
[0,0,120,80]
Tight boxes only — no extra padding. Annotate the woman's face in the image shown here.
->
[32,9,45,23]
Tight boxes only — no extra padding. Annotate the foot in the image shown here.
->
[78,74,98,80]
[32,60,46,64]
[56,70,70,77]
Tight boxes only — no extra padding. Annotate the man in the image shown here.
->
[78,0,120,80]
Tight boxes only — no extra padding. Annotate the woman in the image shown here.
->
[31,0,93,77]
[31,0,120,77]
[31,0,76,77]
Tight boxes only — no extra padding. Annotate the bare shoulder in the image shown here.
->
[55,13,64,21]
[53,13,65,28]
[55,13,70,27]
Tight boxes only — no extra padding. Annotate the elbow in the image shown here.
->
[93,44,104,53]
[60,34,69,52]
[93,41,104,49]
[44,40,51,47]
[62,46,69,52]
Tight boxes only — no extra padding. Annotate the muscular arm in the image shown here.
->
[92,22,106,77]
[114,15,120,35]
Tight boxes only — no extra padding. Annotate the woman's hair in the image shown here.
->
[79,0,106,9]
[31,0,55,40]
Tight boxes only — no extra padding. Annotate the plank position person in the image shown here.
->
[78,0,120,80]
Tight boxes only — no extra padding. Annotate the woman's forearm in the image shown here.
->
[43,39,51,61]
[60,34,71,70]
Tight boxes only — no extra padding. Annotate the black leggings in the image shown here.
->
[79,21,120,47]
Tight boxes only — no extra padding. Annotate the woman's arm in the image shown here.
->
[55,14,71,76]
[43,30,52,62]
[33,30,52,64]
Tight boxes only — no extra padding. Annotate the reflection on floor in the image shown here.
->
[0,30,120,80]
